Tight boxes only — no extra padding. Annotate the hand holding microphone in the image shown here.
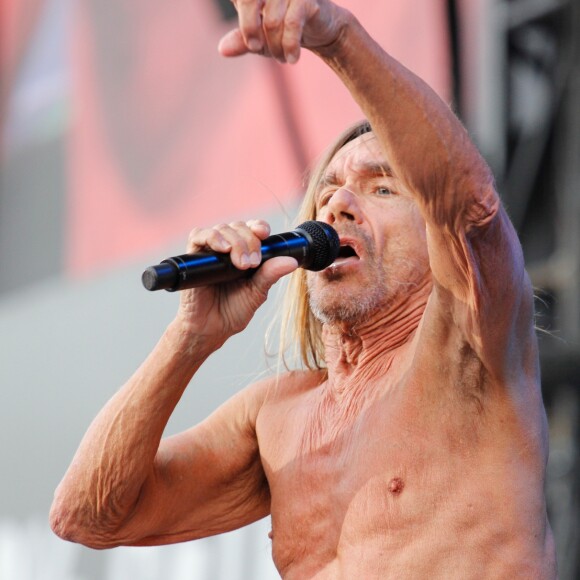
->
[142,220,340,292]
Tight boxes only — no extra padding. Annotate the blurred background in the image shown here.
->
[1,0,579,578]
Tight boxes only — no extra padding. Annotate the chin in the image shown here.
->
[307,274,388,325]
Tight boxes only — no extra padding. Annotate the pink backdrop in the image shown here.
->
[68,0,451,277]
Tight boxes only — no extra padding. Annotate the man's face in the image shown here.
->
[306,133,430,325]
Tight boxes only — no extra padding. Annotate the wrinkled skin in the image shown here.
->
[50,2,557,578]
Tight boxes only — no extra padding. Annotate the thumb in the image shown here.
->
[252,257,299,292]
[218,28,251,57]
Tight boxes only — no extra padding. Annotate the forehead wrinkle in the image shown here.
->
[327,134,392,178]
[314,133,394,205]
[318,159,393,191]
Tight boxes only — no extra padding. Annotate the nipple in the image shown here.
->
[388,477,405,495]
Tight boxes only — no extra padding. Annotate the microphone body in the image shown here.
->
[142,221,339,292]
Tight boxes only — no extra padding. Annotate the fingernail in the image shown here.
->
[241,253,250,267]
[287,52,298,65]
[248,38,262,52]
[250,251,261,266]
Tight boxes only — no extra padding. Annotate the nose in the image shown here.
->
[319,187,363,225]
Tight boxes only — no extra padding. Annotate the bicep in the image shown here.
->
[116,383,271,546]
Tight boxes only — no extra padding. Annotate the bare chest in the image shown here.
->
[257,375,485,574]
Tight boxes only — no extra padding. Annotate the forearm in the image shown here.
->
[316,12,496,226]
[51,216,296,546]
[50,319,215,544]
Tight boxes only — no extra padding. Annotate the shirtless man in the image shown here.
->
[50,1,558,577]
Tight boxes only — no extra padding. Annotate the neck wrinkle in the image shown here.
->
[322,277,431,386]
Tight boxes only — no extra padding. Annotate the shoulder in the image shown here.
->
[211,370,325,441]
[225,369,325,422]
[254,370,325,445]
[252,368,326,407]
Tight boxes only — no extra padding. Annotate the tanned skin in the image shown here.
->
[50,2,558,578]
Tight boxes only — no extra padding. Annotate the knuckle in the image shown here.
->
[187,228,205,251]
[187,227,201,240]
[247,218,266,229]
[187,227,203,245]
[263,15,283,32]
[214,223,231,234]
[242,23,261,37]
[284,15,302,31]
[283,36,299,55]
[206,229,222,242]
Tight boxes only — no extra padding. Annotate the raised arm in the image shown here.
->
[50,221,297,548]
[219,1,534,379]
[315,13,533,378]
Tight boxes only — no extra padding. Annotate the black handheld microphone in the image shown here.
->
[141,220,340,292]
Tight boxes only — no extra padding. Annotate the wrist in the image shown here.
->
[164,317,226,360]
[310,7,355,60]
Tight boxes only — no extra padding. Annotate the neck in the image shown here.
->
[322,276,431,383]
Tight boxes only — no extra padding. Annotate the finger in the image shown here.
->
[282,1,310,64]
[187,225,232,254]
[247,219,271,240]
[262,0,287,62]
[225,220,265,268]
[237,0,265,52]
[187,223,255,266]
[218,28,252,57]
[251,256,299,292]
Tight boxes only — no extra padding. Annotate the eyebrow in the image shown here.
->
[359,161,394,178]
[319,161,394,189]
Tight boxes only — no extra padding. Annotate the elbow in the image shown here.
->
[49,489,121,550]
[49,498,78,543]
[49,493,86,545]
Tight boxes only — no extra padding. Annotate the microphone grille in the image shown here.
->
[295,221,340,271]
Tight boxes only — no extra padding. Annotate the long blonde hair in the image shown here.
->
[278,120,372,371]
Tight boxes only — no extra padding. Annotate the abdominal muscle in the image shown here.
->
[257,362,557,579]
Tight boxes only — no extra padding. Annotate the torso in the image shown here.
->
[256,311,557,579]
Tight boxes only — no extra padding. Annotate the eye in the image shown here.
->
[375,186,393,196]
[316,190,334,209]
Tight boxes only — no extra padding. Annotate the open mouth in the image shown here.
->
[337,244,358,260]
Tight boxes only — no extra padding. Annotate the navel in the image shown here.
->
[388,477,405,495]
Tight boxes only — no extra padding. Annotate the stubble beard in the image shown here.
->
[306,247,390,326]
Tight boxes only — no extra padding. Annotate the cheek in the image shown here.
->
[411,214,429,258]
[379,209,428,263]
[400,203,427,245]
